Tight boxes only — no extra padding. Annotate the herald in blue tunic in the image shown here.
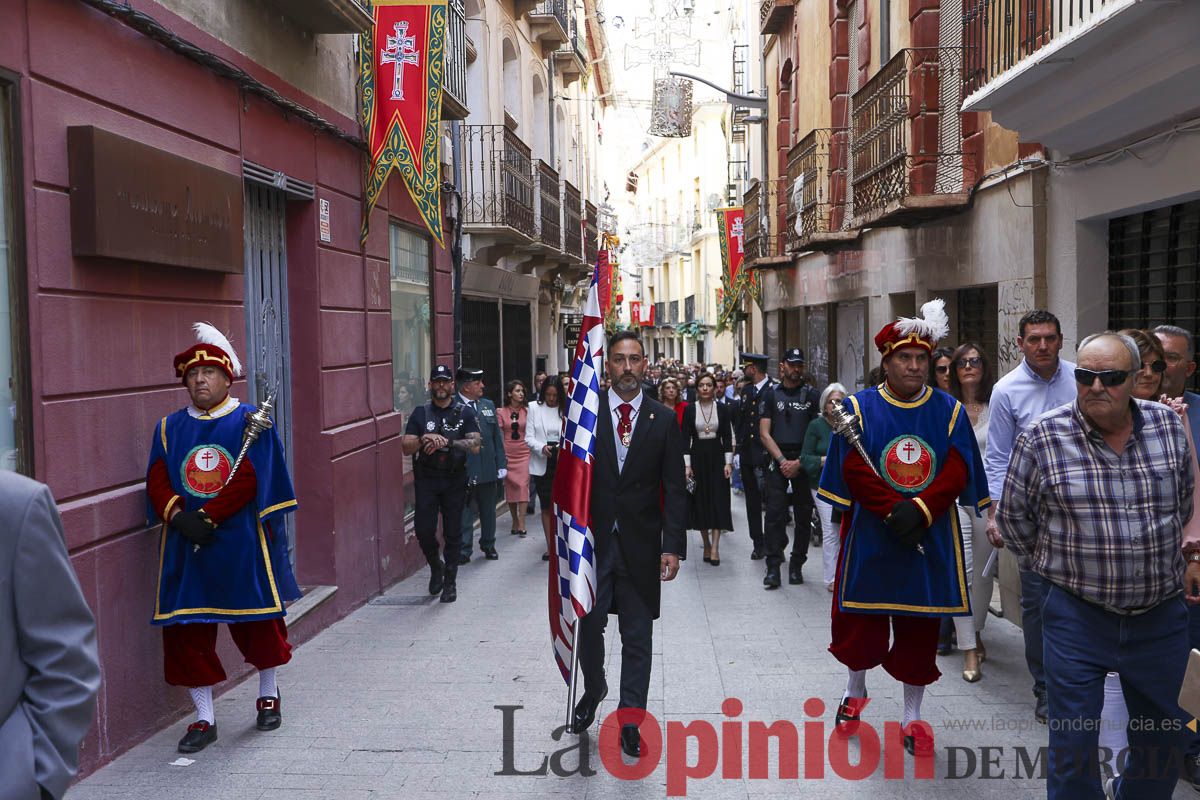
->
[146,403,301,625]
[817,385,990,617]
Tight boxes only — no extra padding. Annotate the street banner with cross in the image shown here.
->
[715,206,747,328]
[358,0,446,245]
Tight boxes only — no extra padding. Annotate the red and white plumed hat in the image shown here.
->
[173,322,243,384]
[874,298,950,358]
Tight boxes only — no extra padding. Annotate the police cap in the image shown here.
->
[782,348,806,364]
[740,352,769,369]
[430,364,454,382]
[456,367,484,383]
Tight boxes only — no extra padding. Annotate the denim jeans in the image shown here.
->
[1042,583,1189,800]
[1020,567,1049,693]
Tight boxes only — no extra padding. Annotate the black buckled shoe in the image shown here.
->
[428,559,445,595]
[177,721,218,753]
[620,724,642,758]
[483,546,499,560]
[763,565,781,589]
[440,582,457,603]
[834,693,868,737]
[256,693,282,731]
[571,678,608,733]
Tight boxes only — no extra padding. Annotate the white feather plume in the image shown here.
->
[894,298,949,346]
[192,322,243,377]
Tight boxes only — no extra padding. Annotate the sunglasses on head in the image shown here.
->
[1074,368,1131,387]
[957,356,983,369]
[1142,359,1167,374]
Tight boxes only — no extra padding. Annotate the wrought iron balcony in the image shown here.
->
[552,15,587,86]
[562,181,584,265]
[584,201,599,266]
[261,0,371,33]
[759,0,794,36]
[849,48,976,229]
[533,161,562,253]
[743,179,788,269]
[462,125,536,241]
[528,0,569,52]
[442,0,469,120]
[786,128,857,252]
[960,0,1193,157]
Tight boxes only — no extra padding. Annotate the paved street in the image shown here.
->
[70,500,1167,800]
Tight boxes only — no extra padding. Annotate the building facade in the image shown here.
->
[0,0,466,776]
[459,0,610,395]
[744,0,1042,387]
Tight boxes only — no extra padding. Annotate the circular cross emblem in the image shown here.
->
[426,420,437,432]
[776,401,785,411]
[182,444,234,498]
[880,435,936,492]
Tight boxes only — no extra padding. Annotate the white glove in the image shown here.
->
[733,454,740,470]
[497,468,508,480]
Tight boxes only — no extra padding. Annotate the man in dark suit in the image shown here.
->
[571,331,687,758]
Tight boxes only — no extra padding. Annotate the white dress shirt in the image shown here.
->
[608,388,644,474]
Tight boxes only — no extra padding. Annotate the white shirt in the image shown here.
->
[608,388,644,474]
[458,393,477,409]
[187,394,239,420]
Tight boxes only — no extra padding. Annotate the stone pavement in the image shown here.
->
[67,500,1190,800]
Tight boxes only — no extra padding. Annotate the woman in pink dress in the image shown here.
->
[502,379,531,537]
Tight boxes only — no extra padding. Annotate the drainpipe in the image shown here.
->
[451,120,465,357]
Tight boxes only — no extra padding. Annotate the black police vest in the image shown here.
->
[414,402,469,478]
[767,384,816,450]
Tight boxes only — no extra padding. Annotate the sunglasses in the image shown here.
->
[1141,359,1167,374]
[956,357,983,369]
[1074,368,1131,387]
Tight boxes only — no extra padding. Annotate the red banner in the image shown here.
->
[719,207,745,286]
[359,0,446,245]
[597,250,611,315]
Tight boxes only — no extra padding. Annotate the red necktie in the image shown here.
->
[617,402,633,446]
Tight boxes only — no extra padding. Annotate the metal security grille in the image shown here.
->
[502,302,533,391]
[957,286,998,368]
[243,182,295,568]
[1109,200,1200,390]
[462,298,502,404]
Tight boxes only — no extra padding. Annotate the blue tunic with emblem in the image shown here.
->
[817,385,990,617]
[146,403,301,625]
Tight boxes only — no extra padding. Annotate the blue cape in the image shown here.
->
[146,402,301,625]
[818,385,990,616]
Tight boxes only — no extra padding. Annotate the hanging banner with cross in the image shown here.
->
[358,0,446,245]
[715,206,746,328]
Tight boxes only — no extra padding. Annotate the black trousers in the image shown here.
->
[578,535,653,716]
[742,463,765,549]
[764,466,812,569]
[414,475,467,581]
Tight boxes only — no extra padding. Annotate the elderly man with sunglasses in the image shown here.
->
[998,331,1200,800]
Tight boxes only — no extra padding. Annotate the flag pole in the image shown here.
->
[565,621,582,733]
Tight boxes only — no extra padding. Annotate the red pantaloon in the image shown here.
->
[162,618,291,687]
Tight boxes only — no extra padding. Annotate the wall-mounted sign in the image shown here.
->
[319,198,332,243]
[67,126,244,272]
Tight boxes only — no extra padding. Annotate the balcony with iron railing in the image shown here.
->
[849,48,976,230]
[528,0,569,53]
[786,128,858,253]
[960,0,1196,155]
[462,125,536,247]
[441,0,469,120]
[584,201,599,266]
[759,0,794,35]
[742,179,789,269]
[531,161,562,254]
[553,15,587,86]
[561,181,584,266]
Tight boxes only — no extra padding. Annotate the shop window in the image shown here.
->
[0,82,29,474]
[390,222,433,522]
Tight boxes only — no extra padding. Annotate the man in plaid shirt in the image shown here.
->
[999,331,1200,800]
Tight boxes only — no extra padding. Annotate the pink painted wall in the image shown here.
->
[0,0,453,777]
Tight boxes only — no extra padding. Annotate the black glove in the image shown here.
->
[172,510,216,546]
[885,500,925,548]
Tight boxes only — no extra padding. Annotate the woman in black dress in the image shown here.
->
[682,373,734,565]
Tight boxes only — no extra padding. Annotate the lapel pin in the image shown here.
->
[649,413,655,419]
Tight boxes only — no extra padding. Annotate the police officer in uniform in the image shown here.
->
[734,353,775,559]
[457,367,507,563]
[402,365,482,603]
[759,348,821,588]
